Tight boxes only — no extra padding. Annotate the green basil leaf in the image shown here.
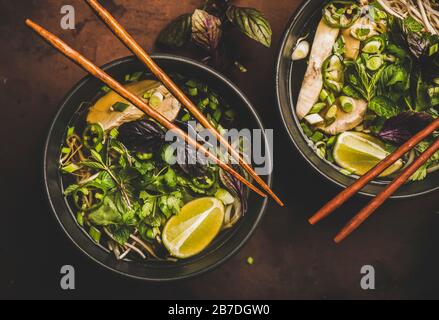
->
[368,96,401,119]
[191,9,222,51]
[226,6,272,48]
[64,184,79,196]
[157,14,192,48]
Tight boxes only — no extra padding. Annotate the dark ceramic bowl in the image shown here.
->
[276,0,438,198]
[44,55,272,281]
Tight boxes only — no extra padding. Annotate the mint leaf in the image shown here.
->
[369,96,401,119]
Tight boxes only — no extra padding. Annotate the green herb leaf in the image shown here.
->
[403,16,424,33]
[139,197,155,220]
[64,184,79,196]
[163,167,178,189]
[88,197,122,226]
[90,149,105,165]
[226,6,272,48]
[158,192,183,218]
[368,96,401,119]
[80,160,106,171]
[410,163,428,181]
[158,14,192,48]
[111,226,131,246]
[191,9,222,51]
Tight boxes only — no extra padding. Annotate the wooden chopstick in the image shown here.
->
[309,118,439,225]
[26,19,266,199]
[84,0,284,207]
[334,137,439,243]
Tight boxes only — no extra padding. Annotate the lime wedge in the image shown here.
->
[333,132,403,177]
[162,197,225,259]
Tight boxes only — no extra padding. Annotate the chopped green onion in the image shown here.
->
[109,128,119,139]
[199,97,210,107]
[89,226,101,243]
[101,85,111,93]
[300,123,314,137]
[326,105,338,119]
[326,92,336,106]
[320,89,330,102]
[188,87,198,97]
[327,135,337,147]
[61,147,71,155]
[181,113,191,122]
[309,102,327,114]
[143,91,153,100]
[366,56,383,71]
[76,212,84,227]
[95,142,103,153]
[137,152,153,160]
[112,102,130,112]
[429,43,439,56]
[311,131,325,143]
[339,96,354,113]
[213,109,222,123]
[66,126,75,138]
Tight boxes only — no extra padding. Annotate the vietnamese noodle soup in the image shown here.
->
[294,0,439,180]
[59,72,252,261]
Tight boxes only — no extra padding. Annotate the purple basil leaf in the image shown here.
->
[191,9,222,51]
[118,119,165,152]
[219,168,248,215]
[378,111,434,145]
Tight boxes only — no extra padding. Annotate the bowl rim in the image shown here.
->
[43,54,272,281]
[275,0,439,199]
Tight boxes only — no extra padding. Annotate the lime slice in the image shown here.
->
[333,132,403,177]
[162,197,225,259]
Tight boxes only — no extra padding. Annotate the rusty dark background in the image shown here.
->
[0,0,438,300]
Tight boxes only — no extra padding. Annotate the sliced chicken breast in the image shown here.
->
[296,19,340,119]
[319,99,367,135]
[87,80,181,131]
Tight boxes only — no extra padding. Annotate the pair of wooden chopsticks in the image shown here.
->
[309,118,439,243]
[26,0,283,206]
